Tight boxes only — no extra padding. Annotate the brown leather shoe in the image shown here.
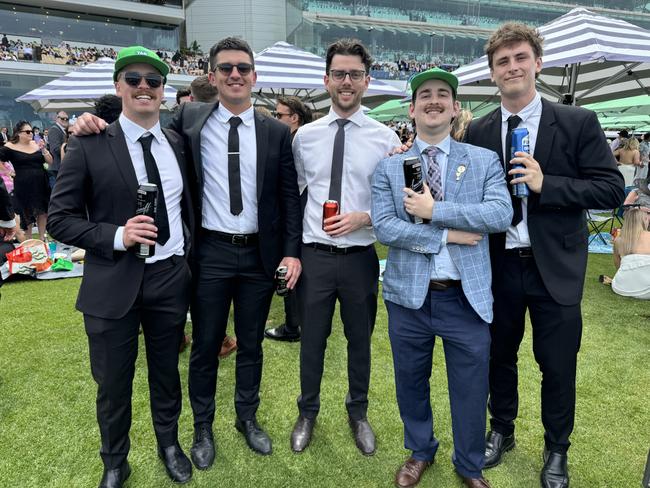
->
[219,336,237,358]
[394,457,432,488]
[459,475,492,488]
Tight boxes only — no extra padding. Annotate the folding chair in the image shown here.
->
[586,209,614,246]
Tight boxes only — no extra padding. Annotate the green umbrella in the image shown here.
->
[366,99,410,121]
[586,95,650,117]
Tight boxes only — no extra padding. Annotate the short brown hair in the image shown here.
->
[485,23,544,70]
[325,38,373,74]
[190,75,218,103]
[277,96,313,126]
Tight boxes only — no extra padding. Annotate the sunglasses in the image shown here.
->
[329,69,366,82]
[57,116,69,121]
[122,71,164,88]
[273,111,293,119]
[19,130,33,135]
[215,63,254,76]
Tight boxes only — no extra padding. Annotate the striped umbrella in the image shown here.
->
[16,57,177,112]
[453,8,650,105]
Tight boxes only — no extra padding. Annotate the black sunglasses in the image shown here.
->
[57,116,69,121]
[19,130,33,135]
[273,111,293,119]
[215,63,254,76]
[123,71,164,88]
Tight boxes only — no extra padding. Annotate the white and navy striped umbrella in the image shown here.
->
[453,8,650,105]
[253,41,405,107]
[16,57,177,112]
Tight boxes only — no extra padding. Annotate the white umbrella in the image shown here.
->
[453,8,650,105]
[16,57,177,112]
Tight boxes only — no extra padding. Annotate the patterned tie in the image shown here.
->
[424,146,443,201]
[228,116,243,215]
[328,118,350,205]
[505,114,523,225]
[138,134,169,245]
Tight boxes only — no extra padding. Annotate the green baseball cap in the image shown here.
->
[113,45,169,82]
[409,67,459,97]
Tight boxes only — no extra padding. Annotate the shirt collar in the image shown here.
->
[325,105,366,128]
[415,134,451,156]
[119,113,164,145]
[216,103,255,127]
[500,91,542,123]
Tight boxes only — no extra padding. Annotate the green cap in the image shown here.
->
[409,67,459,97]
[113,46,169,82]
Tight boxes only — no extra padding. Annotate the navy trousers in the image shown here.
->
[386,287,490,479]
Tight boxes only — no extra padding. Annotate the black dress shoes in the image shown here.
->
[349,417,376,456]
[235,417,272,455]
[541,450,569,488]
[190,424,215,470]
[264,324,300,342]
[290,415,315,452]
[98,461,131,488]
[158,443,192,483]
[484,431,515,468]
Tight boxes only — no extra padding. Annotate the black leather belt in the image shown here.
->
[429,279,462,291]
[204,229,258,247]
[306,242,371,255]
[504,247,533,258]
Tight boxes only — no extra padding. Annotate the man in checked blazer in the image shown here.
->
[371,68,512,488]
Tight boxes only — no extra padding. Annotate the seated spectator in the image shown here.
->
[611,205,650,300]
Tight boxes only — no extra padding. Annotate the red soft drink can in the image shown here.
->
[322,200,339,230]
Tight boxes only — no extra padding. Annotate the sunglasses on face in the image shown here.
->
[273,111,293,119]
[57,116,69,121]
[19,130,33,135]
[122,71,164,88]
[329,69,366,82]
[215,63,254,76]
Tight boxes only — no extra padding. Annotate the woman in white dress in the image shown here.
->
[612,205,650,300]
[614,137,641,187]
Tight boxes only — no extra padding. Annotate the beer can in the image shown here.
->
[322,200,339,230]
[403,156,429,224]
[275,266,289,297]
[510,127,530,198]
[135,183,158,259]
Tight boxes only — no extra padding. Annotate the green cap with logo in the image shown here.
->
[409,67,459,97]
[113,45,169,82]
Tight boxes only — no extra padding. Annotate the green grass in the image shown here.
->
[0,251,648,487]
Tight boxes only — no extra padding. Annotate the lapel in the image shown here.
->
[107,121,138,202]
[162,127,188,190]
[254,111,268,200]
[190,101,218,191]
[444,139,469,202]
[533,99,556,173]
[484,108,504,163]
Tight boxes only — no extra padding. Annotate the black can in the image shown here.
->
[275,266,289,297]
[135,183,157,259]
[403,156,429,224]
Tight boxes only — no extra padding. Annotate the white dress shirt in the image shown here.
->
[294,106,401,248]
[200,104,258,234]
[415,136,461,280]
[500,91,542,249]
[113,113,185,263]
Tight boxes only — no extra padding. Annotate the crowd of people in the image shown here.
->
[0,19,646,488]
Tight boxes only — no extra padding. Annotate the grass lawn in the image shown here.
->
[0,251,648,488]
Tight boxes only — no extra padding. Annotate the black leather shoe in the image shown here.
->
[158,443,192,483]
[235,418,272,455]
[264,324,300,342]
[349,417,376,455]
[484,431,515,468]
[541,450,569,488]
[98,461,131,488]
[190,424,215,470]
[290,415,315,452]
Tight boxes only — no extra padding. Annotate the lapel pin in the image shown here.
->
[455,165,467,181]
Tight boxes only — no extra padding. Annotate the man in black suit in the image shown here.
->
[47,110,68,187]
[48,46,195,488]
[464,23,625,488]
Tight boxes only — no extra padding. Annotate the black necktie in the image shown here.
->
[138,134,169,245]
[505,115,523,226]
[328,119,350,204]
[228,116,243,215]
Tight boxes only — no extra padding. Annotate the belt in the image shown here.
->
[306,242,372,255]
[204,229,259,247]
[504,247,534,258]
[429,279,462,291]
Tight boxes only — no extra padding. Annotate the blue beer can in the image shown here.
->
[510,127,530,198]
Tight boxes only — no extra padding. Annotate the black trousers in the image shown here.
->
[488,252,582,454]
[188,232,274,425]
[297,244,379,420]
[282,291,301,333]
[84,255,191,469]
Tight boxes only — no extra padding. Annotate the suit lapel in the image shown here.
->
[107,121,138,201]
[255,111,268,200]
[533,99,556,173]
[444,140,469,202]
[485,108,504,163]
[191,102,218,191]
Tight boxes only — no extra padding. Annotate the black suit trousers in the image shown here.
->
[84,255,190,469]
[188,232,275,425]
[488,253,582,453]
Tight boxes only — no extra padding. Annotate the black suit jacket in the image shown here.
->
[0,179,12,221]
[48,123,65,172]
[47,121,195,319]
[464,99,625,305]
[168,101,302,278]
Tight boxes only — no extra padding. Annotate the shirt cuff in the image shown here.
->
[0,218,16,228]
[441,229,448,245]
[113,226,127,251]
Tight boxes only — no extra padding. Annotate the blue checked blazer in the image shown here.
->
[371,140,512,323]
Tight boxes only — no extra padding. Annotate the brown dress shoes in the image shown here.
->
[459,475,492,488]
[394,457,432,488]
